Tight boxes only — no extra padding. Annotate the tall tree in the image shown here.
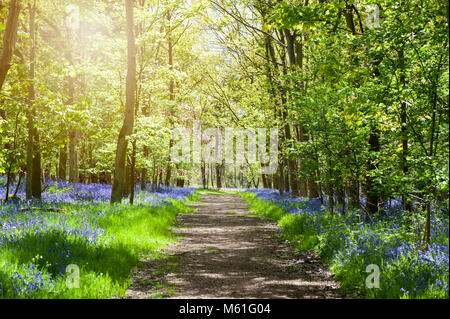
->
[111,0,136,203]
[25,0,41,200]
[0,0,21,94]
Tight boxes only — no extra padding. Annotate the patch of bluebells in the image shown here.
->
[10,263,54,297]
[246,188,449,298]
[0,179,195,298]
[1,179,195,205]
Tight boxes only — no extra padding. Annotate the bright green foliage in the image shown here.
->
[244,191,448,299]
[0,198,193,298]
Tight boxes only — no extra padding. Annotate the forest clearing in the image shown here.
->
[0,0,448,302]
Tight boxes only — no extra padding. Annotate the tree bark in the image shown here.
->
[26,0,41,200]
[58,144,67,180]
[398,48,412,212]
[343,4,381,214]
[111,0,136,204]
[281,29,299,197]
[164,11,175,186]
[0,0,21,159]
[366,126,380,214]
[68,130,78,183]
[130,141,137,204]
[0,0,21,92]
[215,163,222,189]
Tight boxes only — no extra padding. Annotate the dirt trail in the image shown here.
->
[126,193,344,299]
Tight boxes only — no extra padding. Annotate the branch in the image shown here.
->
[208,0,286,48]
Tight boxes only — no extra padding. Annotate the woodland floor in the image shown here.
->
[125,193,346,299]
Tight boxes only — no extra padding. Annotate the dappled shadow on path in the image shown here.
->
[126,194,344,299]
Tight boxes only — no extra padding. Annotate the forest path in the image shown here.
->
[125,193,344,299]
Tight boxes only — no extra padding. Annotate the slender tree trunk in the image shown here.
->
[261,162,269,188]
[130,77,140,202]
[215,163,222,189]
[201,161,206,188]
[141,167,147,190]
[210,164,214,188]
[347,178,360,210]
[13,170,23,198]
[150,157,156,191]
[26,0,41,200]
[64,24,77,184]
[337,185,346,214]
[61,57,74,182]
[423,69,440,247]
[278,164,285,195]
[140,105,149,190]
[5,159,13,201]
[342,5,381,214]
[111,0,136,204]
[297,126,308,196]
[281,30,299,197]
[58,144,67,180]
[164,11,175,186]
[124,159,131,197]
[69,130,78,183]
[130,140,136,204]
[398,48,412,212]
[158,168,163,189]
[366,126,380,214]
[309,171,320,198]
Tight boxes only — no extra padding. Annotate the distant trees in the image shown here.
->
[207,0,448,224]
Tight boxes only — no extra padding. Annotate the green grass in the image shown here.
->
[242,192,317,250]
[242,192,285,221]
[0,198,194,299]
[241,192,449,299]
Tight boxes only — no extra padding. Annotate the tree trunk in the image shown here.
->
[0,0,21,92]
[62,56,75,182]
[366,126,380,214]
[201,161,206,188]
[210,164,214,188]
[398,48,412,212]
[141,167,147,191]
[111,0,136,204]
[309,172,320,198]
[281,29,299,197]
[26,0,41,200]
[215,163,222,189]
[68,130,78,183]
[0,0,21,165]
[347,178,360,210]
[342,4,381,214]
[130,140,136,204]
[164,11,175,187]
[124,159,131,197]
[261,162,269,188]
[58,144,67,180]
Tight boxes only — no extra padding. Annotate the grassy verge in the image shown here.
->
[0,195,195,299]
[241,192,449,299]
